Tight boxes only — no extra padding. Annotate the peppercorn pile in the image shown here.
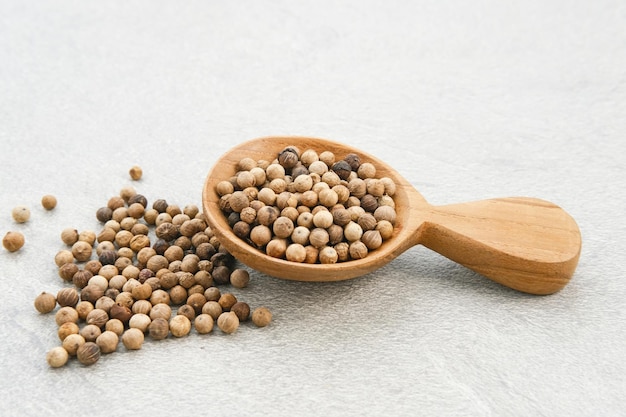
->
[216,146,397,263]
[33,184,272,368]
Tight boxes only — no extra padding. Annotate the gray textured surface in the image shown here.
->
[1,1,625,416]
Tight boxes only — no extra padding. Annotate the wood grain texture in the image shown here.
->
[203,136,581,294]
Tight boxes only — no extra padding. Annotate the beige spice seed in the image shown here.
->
[62,333,86,356]
[80,324,102,342]
[11,205,30,223]
[55,306,79,326]
[96,331,119,354]
[170,315,192,337]
[217,311,239,334]
[57,322,80,341]
[56,287,79,308]
[251,307,273,327]
[41,194,57,210]
[194,314,214,334]
[34,292,57,313]
[148,317,169,340]
[105,319,125,336]
[122,328,144,350]
[46,346,69,368]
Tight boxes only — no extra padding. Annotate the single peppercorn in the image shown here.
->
[41,195,57,210]
[57,322,80,341]
[217,311,239,334]
[76,342,101,366]
[80,324,102,343]
[251,307,272,327]
[56,287,79,308]
[3,231,25,252]
[129,165,143,180]
[34,292,57,313]
[148,317,169,340]
[62,333,85,356]
[46,346,69,368]
[194,314,214,334]
[11,205,30,223]
[96,330,119,354]
[231,301,250,322]
[170,315,192,337]
[122,328,144,350]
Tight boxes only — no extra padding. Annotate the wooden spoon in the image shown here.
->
[202,136,581,295]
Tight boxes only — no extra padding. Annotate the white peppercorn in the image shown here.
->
[46,346,69,368]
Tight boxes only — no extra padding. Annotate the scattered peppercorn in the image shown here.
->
[34,292,57,313]
[11,205,30,223]
[35,189,273,368]
[3,231,25,252]
[46,346,69,368]
[129,165,143,181]
[41,195,58,210]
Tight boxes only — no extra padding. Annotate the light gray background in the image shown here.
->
[1,1,624,416]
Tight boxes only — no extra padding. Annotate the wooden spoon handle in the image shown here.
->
[417,197,581,294]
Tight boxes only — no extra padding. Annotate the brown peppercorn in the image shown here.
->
[71,269,92,289]
[61,334,85,357]
[186,293,207,314]
[201,301,223,320]
[131,282,153,301]
[96,330,119,354]
[146,255,169,272]
[96,207,113,223]
[57,263,78,282]
[148,317,169,340]
[97,249,117,266]
[55,287,79,308]
[71,240,93,262]
[204,287,221,302]
[177,304,196,322]
[57,322,79,341]
[331,160,352,180]
[194,314,214,334]
[55,306,79,326]
[40,194,57,210]
[218,293,237,311]
[80,284,104,304]
[34,292,57,313]
[61,228,79,245]
[84,259,103,275]
[127,202,145,219]
[109,303,132,325]
[77,342,101,366]
[230,269,250,289]
[168,285,188,305]
[152,199,168,213]
[128,193,147,208]
[155,222,179,241]
[149,303,172,321]
[105,319,125,336]
[217,311,239,334]
[80,324,102,342]
[251,306,273,327]
[231,301,250,322]
[170,315,192,337]
[211,265,231,285]
[86,308,109,329]
[75,300,94,320]
[122,328,144,350]
[128,313,151,333]
[46,346,69,368]
[3,231,25,252]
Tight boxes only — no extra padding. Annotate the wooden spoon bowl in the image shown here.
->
[202,136,581,295]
